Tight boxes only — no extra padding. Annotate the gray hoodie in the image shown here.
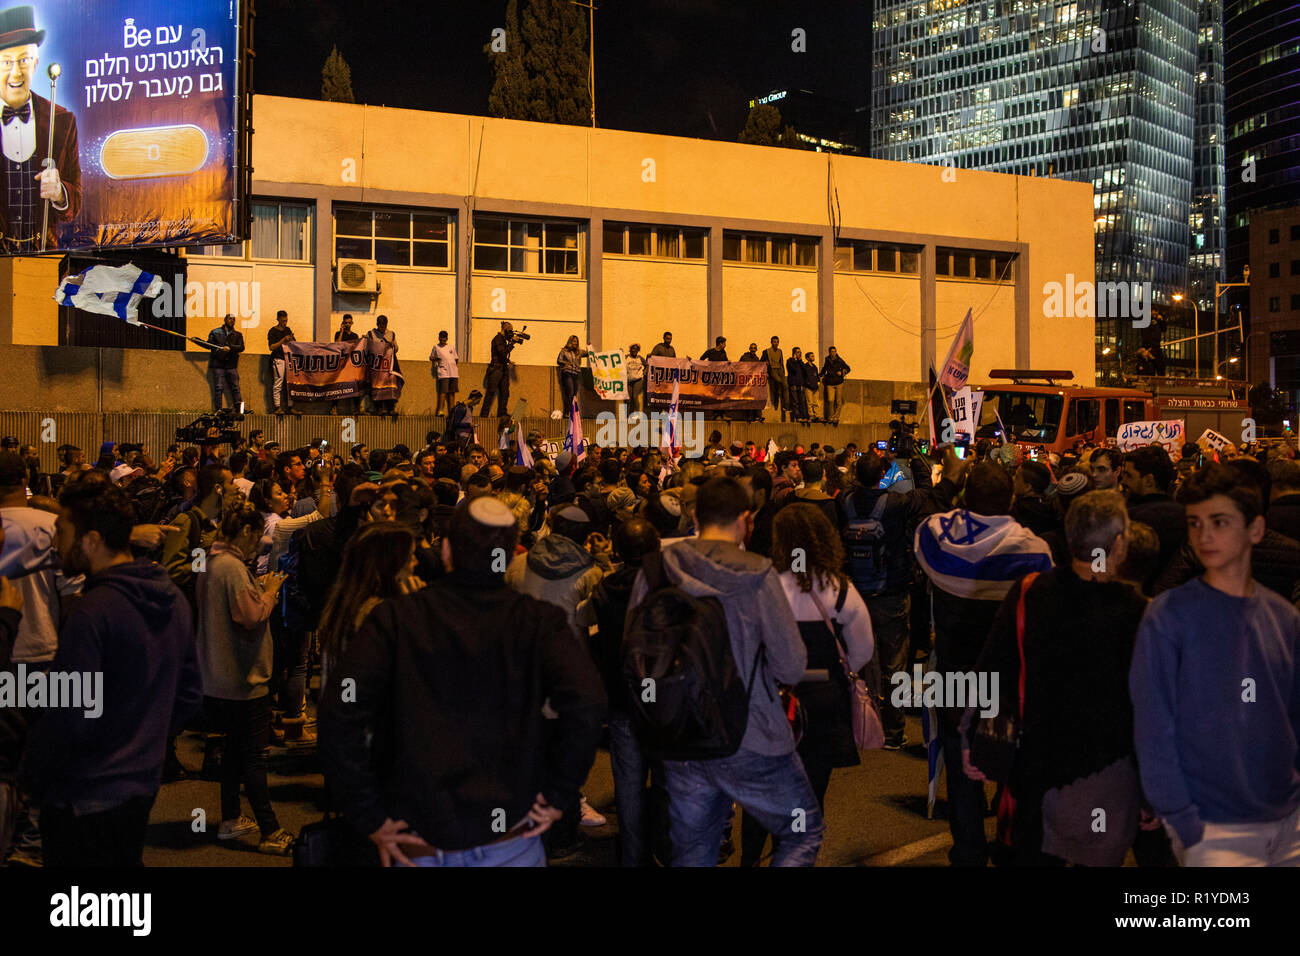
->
[629,538,806,756]
[506,533,605,636]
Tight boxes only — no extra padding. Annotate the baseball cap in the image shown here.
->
[110,463,143,484]
[1,436,19,450]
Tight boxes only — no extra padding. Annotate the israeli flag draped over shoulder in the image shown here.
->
[54,264,163,324]
[914,509,1053,602]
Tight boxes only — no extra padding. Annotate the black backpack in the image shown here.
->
[841,491,890,597]
[622,550,763,760]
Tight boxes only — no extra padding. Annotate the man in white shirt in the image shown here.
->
[430,329,459,415]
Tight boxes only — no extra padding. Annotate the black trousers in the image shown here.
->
[483,365,510,418]
[42,794,156,867]
[206,694,279,836]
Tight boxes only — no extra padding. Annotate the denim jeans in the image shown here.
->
[824,385,842,423]
[663,747,824,867]
[560,371,581,417]
[210,368,242,410]
[206,694,279,836]
[409,833,546,867]
[608,710,671,867]
[482,365,510,418]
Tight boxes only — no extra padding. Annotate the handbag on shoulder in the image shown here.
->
[811,580,885,751]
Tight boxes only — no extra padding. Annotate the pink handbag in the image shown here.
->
[811,584,885,751]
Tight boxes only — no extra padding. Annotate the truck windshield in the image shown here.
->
[975,391,1065,443]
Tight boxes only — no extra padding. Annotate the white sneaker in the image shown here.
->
[579,797,607,827]
[218,815,259,840]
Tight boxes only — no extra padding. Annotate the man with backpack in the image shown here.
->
[840,450,963,749]
[625,476,821,866]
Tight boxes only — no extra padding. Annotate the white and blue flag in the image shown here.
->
[54,263,164,324]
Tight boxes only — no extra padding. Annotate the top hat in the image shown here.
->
[0,6,44,50]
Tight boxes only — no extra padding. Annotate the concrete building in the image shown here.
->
[1250,205,1300,406]
[0,94,1094,421]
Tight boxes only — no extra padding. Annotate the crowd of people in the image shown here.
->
[0,409,1296,869]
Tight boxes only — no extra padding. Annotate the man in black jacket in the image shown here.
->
[319,496,605,867]
[839,450,963,748]
[821,346,851,426]
[482,321,517,418]
[786,348,808,424]
[206,313,245,412]
[1121,446,1185,589]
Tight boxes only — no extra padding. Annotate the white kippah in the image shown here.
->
[468,495,517,528]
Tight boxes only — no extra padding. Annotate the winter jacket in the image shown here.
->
[1011,494,1059,538]
[196,542,276,700]
[786,356,806,391]
[838,476,960,596]
[821,354,851,386]
[557,347,586,377]
[207,326,245,370]
[1126,492,1186,588]
[24,561,201,808]
[505,533,605,636]
[628,538,807,757]
[319,570,606,850]
[1154,529,1300,602]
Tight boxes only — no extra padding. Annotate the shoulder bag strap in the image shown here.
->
[1015,571,1040,723]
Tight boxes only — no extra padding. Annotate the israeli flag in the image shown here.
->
[515,421,533,468]
[54,263,164,324]
[562,396,586,466]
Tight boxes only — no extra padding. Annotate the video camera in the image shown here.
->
[176,404,245,446]
[506,325,531,345]
[888,418,917,458]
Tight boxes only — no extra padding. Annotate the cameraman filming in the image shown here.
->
[483,321,522,418]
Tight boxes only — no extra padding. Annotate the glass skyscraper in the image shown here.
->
[1190,0,1226,319]
[872,0,1205,380]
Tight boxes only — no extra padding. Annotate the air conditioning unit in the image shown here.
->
[335,258,379,294]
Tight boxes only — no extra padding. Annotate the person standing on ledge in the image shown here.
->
[206,313,244,412]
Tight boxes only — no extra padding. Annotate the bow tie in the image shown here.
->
[1,102,30,125]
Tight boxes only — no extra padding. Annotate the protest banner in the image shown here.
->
[589,349,628,401]
[1116,419,1185,454]
[285,337,403,402]
[950,386,983,443]
[646,357,767,411]
[1198,427,1231,453]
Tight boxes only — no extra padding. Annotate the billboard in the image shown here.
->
[0,0,245,254]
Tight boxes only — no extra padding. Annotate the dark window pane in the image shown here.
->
[684,231,705,258]
[603,224,624,254]
[374,212,408,239]
[475,218,508,245]
[545,250,579,274]
[834,245,853,271]
[628,226,651,256]
[334,236,370,260]
[877,245,898,272]
[993,253,1015,280]
[974,255,993,279]
[412,214,448,241]
[412,242,448,268]
[745,235,767,263]
[936,253,951,276]
[795,240,817,267]
[511,247,542,273]
[900,248,920,273]
[952,252,972,277]
[546,223,579,249]
[656,230,680,258]
[335,208,372,237]
[511,221,541,246]
[723,234,742,260]
[375,240,409,266]
[771,239,792,265]
[474,245,508,271]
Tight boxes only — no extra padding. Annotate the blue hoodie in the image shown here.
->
[1130,576,1300,847]
[25,560,202,810]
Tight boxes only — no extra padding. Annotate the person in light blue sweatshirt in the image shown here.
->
[1130,463,1300,866]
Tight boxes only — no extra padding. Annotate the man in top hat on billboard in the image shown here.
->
[0,5,79,252]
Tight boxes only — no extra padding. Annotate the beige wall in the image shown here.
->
[0,95,1097,395]
[469,274,587,364]
[185,260,315,350]
[602,256,707,354]
[722,264,821,358]
[833,272,923,382]
[936,280,1018,382]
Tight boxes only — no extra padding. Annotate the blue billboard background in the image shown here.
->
[21,0,241,251]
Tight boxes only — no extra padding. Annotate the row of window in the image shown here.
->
[1267,261,1300,278]
[1269,296,1300,313]
[195,202,1013,284]
[1267,225,1300,243]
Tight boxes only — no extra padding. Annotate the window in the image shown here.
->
[472,215,580,276]
[1270,262,1281,278]
[1068,398,1100,436]
[1270,228,1281,244]
[1104,398,1119,437]
[334,206,452,269]
[831,240,920,274]
[198,200,314,261]
[1292,260,1300,275]
[723,231,817,268]
[1291,294,1300,310]
[936,247,1017,282]
[1271,297,1282,313]
[1292,225,1300,241]
[602,222,707,261]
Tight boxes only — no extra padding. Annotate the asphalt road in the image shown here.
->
[137,709,991,867]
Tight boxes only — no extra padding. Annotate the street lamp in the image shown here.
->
[1214,265,1251,377]
[1214,356,1239,380]
[1172,292,1201,376]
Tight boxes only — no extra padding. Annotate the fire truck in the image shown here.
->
[968,369,1254,458]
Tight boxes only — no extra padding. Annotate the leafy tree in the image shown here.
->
[738,104,805,149]
[321,45,355,103]
[487,0,592,125]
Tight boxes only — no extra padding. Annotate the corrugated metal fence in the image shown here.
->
[3,411,893,474]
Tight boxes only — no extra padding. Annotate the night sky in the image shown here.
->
[251,0,871,142]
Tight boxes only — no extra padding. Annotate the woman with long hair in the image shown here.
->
[556,334,589,417]
[196,496,294,855]
[317,522,423,694]
[248,478,293,575]
[740,502,875,867]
